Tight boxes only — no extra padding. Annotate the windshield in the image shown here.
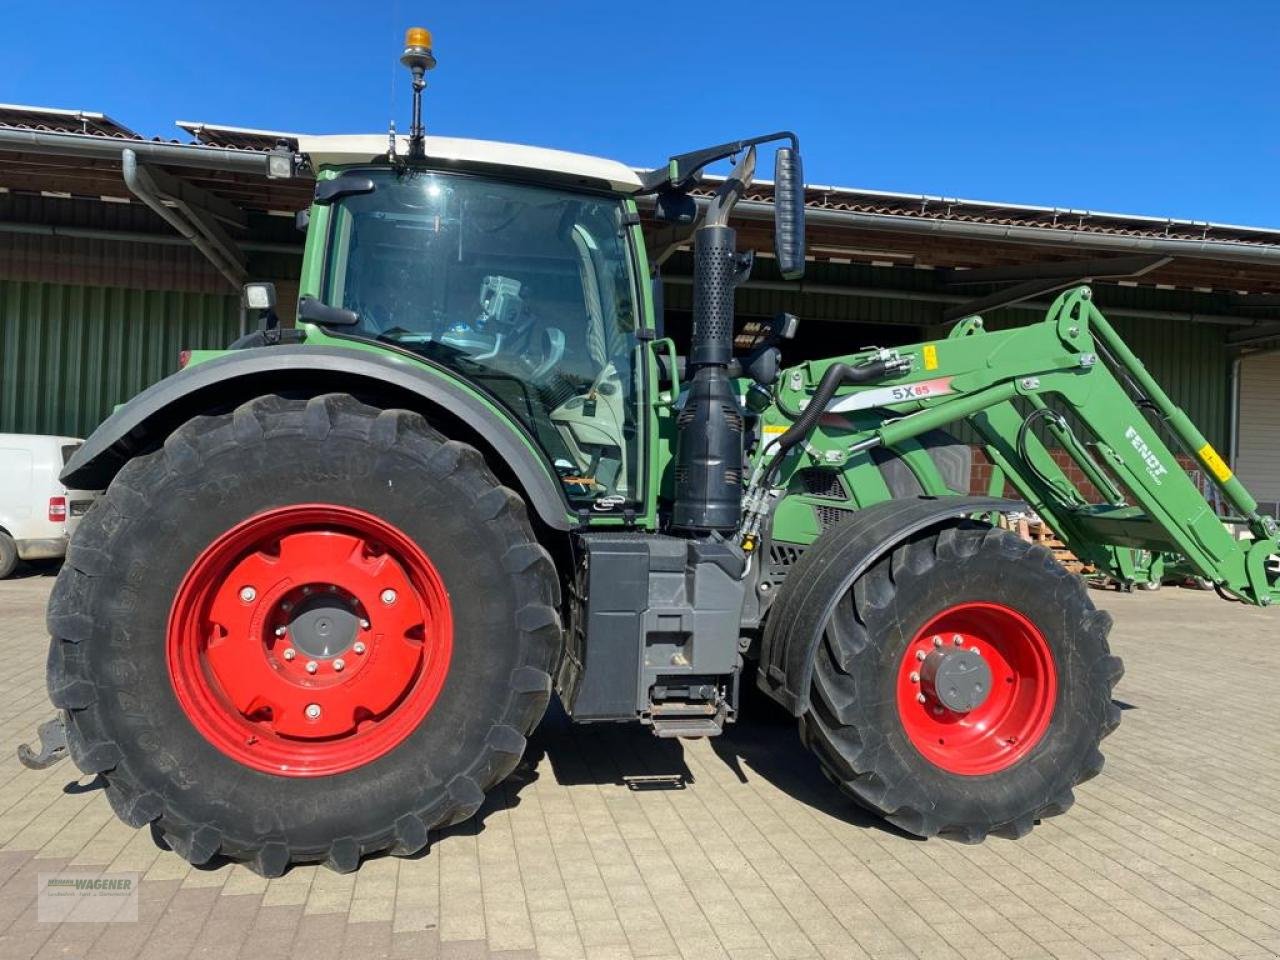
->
[323,170,644,510]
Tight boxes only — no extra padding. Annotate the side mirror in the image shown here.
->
[773,147,806,280]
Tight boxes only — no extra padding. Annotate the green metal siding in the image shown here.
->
[1108,315,1229,452]
[1,280,238,438]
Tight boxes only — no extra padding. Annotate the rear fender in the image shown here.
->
[61,345,575,531]
[758,496,1023,715]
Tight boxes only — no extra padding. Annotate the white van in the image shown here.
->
[0,434,100,578]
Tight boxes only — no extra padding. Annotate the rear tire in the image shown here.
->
[801,522,1122,841]
[46,394,562,875]
[0,532,17,579]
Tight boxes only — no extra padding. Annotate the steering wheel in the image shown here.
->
[513,326,566,383]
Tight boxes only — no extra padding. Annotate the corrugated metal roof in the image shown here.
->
[3,106,1280,308]
[5,103,1279,248]
[698,177,1280,249]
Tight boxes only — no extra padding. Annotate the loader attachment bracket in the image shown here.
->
[758,495,1023,716]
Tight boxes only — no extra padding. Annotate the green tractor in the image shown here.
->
[40,29,1280,875]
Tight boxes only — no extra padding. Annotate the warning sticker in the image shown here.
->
[1198,443,1233,483]
[762,424,788,436]
[922,344,939,371]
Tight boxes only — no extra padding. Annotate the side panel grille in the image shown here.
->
[814,504,855,529]
[797,468,846,499]
[763,541,807,592]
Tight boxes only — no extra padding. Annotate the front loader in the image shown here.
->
[35,29,1280,874]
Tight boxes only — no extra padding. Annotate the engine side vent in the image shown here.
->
[797,468,846,500]
[814,504,855,530]
[762,541,807,593]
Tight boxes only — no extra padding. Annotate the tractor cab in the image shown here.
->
[285,101,807,524]
[296,147,649,512]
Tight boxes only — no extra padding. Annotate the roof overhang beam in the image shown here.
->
[942,254,1173,286]
[940,255,1173,322]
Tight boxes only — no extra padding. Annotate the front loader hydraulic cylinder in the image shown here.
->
[877,381,1019,450]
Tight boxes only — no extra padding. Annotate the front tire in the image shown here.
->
[46,394,562,875]
[801,522,1122,841]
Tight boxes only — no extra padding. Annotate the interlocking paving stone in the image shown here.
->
[2,567,1278,959]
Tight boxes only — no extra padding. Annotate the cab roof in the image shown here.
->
[296,134,643,194]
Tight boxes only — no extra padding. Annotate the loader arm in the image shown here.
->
[755,286,1280,607]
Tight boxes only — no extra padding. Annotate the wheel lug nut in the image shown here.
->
[952,635,963,646]
[333,658,345,672]
[305,660,318,674]
[305,703,321,720]
[275,626,288,637]
[239,586,256,603]
[380,589,397,605]
[282,647,296,661]
[916,693,927,704]
[932,636,943,648]
[353,642,366,654]
[909,672,920,683]
[360,619,370,630]
[915,650,927,661]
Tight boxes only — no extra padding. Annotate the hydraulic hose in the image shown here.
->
[763,359,893,483]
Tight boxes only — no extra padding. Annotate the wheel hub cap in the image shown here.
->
[167,504,453,777]
[283,590,360,659]
[920,647,992,713]
[896,602,1057,776]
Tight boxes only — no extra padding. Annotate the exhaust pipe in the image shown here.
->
[671,149,756,534]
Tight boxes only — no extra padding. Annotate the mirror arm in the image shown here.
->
[639,131,799,194]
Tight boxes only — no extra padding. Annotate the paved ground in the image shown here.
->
[0,566,1277,960]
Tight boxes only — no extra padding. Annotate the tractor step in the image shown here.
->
[648,701,727,739]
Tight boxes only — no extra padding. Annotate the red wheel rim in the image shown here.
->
[895,602,1056,776]
[167,505,452,777]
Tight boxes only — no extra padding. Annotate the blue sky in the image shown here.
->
[7,2,1278,225]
